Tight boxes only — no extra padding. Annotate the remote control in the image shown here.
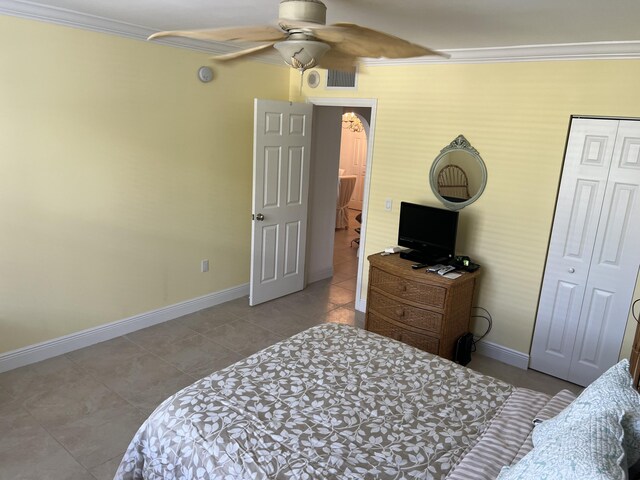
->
[411,263,429,269]
[426,264,446,272]
[437,265,456,275]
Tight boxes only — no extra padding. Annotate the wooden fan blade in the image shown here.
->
[308,23,449,59]
[148,25,286,43]
[211,43,275,62]
[316,49,358,73]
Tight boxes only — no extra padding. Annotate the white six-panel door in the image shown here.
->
[530,118,640,386]
[250,99,313,306]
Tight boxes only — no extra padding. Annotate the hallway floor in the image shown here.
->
[331,208,361,294]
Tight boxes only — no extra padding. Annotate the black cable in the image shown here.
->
[467,300,638,355]
[470,306,492,352]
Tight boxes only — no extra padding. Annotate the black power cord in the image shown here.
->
[470,306,492,352]
[465,300,638,356]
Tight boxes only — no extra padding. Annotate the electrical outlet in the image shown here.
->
[201,259,209,273]
[385,198,393,211]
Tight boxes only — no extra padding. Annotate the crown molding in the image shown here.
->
[0,0,283,64]
[2,0,640,65]
[365,41,640,66]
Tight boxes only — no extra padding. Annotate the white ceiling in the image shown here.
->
[3,0,640,62]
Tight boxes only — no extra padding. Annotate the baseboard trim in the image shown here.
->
[0,283,249,374]
[475,339,530,370]
[352,300,527,368]
[333,298,527,367]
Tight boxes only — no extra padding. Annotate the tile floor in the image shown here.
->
[0,208,580,479]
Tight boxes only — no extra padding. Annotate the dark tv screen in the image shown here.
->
[398,202,459,259]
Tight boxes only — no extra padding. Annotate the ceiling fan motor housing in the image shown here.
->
[279,0,327,25]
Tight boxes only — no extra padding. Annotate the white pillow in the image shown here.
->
[497,408,626,480]
[534,359,640,465]
[498,359,640,480]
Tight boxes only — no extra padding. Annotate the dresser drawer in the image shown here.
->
[367,313,440,355]
[370,267,446,308]
[368,291,443,334]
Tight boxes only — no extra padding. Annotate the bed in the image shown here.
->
[115,323,640,480]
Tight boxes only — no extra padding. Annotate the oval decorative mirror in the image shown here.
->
[429,134,487,211]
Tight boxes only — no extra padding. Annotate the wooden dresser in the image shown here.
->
[365,253,480,361]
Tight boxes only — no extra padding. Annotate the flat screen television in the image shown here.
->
[398,202,459,263]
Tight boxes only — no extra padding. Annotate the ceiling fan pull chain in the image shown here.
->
[290,56,315,94]
[291,56,316,72]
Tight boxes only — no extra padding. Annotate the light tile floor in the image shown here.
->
[0,209,580,479]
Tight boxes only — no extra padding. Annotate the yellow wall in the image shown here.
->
[0,15,289,354]
[2,12,638,363]
[295,60,640,357]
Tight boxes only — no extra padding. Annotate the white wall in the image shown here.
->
[306,106,343,283]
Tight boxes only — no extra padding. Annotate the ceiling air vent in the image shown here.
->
[327,69,357,89]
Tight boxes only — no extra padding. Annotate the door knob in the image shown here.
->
[568,267,575,273]
[255,213,265,221]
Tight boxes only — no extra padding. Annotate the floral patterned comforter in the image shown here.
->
[115,324,522,479]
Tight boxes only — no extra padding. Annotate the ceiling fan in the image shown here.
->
[148,0,449,73]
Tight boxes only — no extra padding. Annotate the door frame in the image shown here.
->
[308,97,377,312]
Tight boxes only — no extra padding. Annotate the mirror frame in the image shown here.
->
[429,134,487,211]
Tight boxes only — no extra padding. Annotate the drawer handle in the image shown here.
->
[395,307,405,317]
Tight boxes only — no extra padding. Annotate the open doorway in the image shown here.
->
[306,98,376,313]
[332,109,370,295]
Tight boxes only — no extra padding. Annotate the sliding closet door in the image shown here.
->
[530,118,640,386]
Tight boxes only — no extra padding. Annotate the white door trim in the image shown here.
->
[308,97,377,312]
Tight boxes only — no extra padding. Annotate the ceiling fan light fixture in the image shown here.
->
[273,40,330,72]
